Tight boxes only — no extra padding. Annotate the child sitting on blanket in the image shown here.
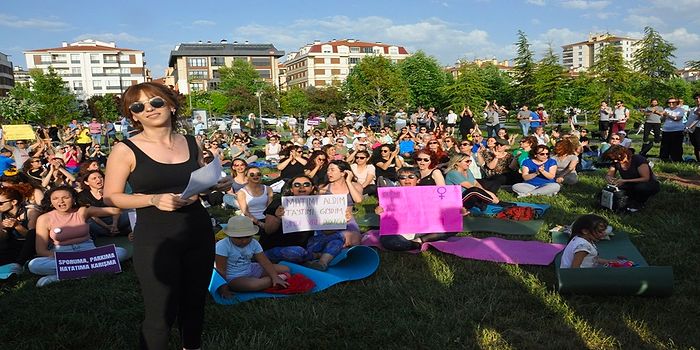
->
[560,214,614,268]
[215,216,290,298]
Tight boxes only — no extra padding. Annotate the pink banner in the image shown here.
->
[378,185,463,235]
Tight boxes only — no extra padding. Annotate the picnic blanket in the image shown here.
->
[469,202,550,217]
[552,230,673,296]
[0,263,22,280]
[361,230,564,266]
[208,245,380,305]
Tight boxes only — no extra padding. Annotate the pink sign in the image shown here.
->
[378,185,463,235]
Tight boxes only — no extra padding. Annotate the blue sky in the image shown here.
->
[1,0,698,78]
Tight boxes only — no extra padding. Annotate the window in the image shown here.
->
[251,57,270,67]
[93,80,102,89]
[362,47,373,54]
[70,54,80,63]
[119,54,130,62]
[104,68,120,75]
[40,55,51,63]
[208,81,218,89]
[331,58,340,64]
[212,70,220,79]
[104,55,117,63]
[314,58,325,64]
[314,69,325,76]
[257,69,271,79]
[121,67,131,74]
[190,82,204,91]
[91,67,103,75]
[349,57,361,64]
[211,57,225,66]
[187,57,207,67]
[73,81,82,90]
[52,54,66,62]
[322,45,333,53]
[188,70,208,79]
[331,69,340,75]
[389,47,399,54]
[373,48,382,54]
[71,67,81,75]
[350,47,360,53]
[90,54,100,63]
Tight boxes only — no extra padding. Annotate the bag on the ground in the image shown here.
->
[598,185,628,212]
[495,206,536,221]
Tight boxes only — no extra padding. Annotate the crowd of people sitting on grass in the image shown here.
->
[0,93,698,291]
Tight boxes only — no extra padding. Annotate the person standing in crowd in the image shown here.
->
[104,82,232,349]
[517,105,531,136]
[599,101,612,141]
[88,117,103,146]
[120,115,131,140]
[686,93,700,162]
[459,106,475,138]
[484,101,500,137]
[659,98,686,162]
[640,99,664,157]
[446,109,458,136]
[611,100,629,136]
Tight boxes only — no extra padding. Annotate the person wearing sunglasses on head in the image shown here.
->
[660,98,687,162]
[375,167,463,251]
[512,145,560,198]
[603,145,659,212]
[237,166,274,231]
[103,82,233,350]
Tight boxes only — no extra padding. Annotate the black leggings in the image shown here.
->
[462,187,495,209]
[133,229,214,349]
[621,181,660,205]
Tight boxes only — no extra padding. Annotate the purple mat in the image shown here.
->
[361,230,564,266]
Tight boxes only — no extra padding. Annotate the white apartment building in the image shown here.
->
[0,52,14,96]
[24,39,147,99]
[562,33,638,72]
[167,40,284,95]
[284,39,410,89]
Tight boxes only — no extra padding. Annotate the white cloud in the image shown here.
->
[560,1,610,10]
[531,18,541,25]
[662,28,700,47]
[0,14,68,30]
[531,28,585,57]
[192,20,216,26]
[74,32,153,44]
[233,16,505,65]
[624,14,663,28]
[527,0,546,6]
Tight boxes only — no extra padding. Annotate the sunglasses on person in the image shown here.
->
[416,157,431,162]
[317,157,327,161]
[355,156,367,160]
[381,149,390,153]
[292,182,312,188]
[247,172,262,177]
[0,199,12,204]
[461,142,471,146]
[128,96,166,113]
[428,141,438,145]
[233,163,246,167]
[398,174,417,180]
[611,137,620,140]
[537,152,549,156]
[463,159,473,163]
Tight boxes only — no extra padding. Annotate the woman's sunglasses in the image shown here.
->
[292,182,312,188]
[129,97,166,113]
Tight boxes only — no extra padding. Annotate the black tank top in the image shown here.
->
[418,169,438,186]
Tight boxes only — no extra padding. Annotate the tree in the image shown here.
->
[398,51,446,109]
[342,56,409,112]
[512,30,536,106]
[588,44,636,105]
[280,87,310,116]
[533,46,567,118]
[0,83,41,123]
[217,60,276,114]
[440,63,489,112]
[86,94,120,120]
[306,86,346,115]
[480,63,515,108]
[633,27,677,80]
[29,67,80,124]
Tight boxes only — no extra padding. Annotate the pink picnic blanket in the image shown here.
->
[361,230,564,266]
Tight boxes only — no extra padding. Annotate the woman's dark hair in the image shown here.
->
[529,145,550,159]
[80,170,104,188]
[521,135,538,148]
[304,150,328,171]
[569,214,608,242]
[354,150,370,160]
[282,175,317,196]
[320,160,355,187]
[604,145,632,162]
[370,143,395,164]
[413,149,438,169]
[396,166,420,179]
[321,144,335,155]
[121,82,179,131]
[77,160,101,179]
[0,187,24,205]
[41,185,80,213]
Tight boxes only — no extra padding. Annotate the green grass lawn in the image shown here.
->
[1,127,699,349]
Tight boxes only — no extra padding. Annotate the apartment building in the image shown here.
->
[167,40,284,94]
[24,39,147,99]
[0,52,14,96]
[284,39,410,89]
[562,33,638,72]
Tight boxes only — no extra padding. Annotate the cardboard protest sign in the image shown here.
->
[2,124,36,141]
[282,194,347,233]
[55,244,122,280]
[378,185,463,235]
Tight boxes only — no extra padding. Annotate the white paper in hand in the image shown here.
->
[180,158,223,199]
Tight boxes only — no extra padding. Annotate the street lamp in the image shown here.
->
[255,89,263,136]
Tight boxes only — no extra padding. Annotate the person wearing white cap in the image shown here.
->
[214,216,290,299]
[617,131,632,148]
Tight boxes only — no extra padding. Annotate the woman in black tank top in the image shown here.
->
[414,150,446,186]
[104,83,232,350]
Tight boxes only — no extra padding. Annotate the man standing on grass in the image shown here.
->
[640,99,664,157]
[660,98,686,162]
[517,105,531,136]
[599,101,612,141]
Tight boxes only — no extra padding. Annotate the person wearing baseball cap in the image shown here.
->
[214,216,290,299]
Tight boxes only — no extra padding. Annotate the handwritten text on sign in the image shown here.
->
[282,194,347,233]
[55,244,122,280]
[378,185,463,235]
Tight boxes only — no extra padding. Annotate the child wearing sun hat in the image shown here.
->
[214,216,290,298]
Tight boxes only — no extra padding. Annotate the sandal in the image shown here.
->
[303,260,328,271]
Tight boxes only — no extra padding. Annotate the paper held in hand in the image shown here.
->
[180,158,223,199]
